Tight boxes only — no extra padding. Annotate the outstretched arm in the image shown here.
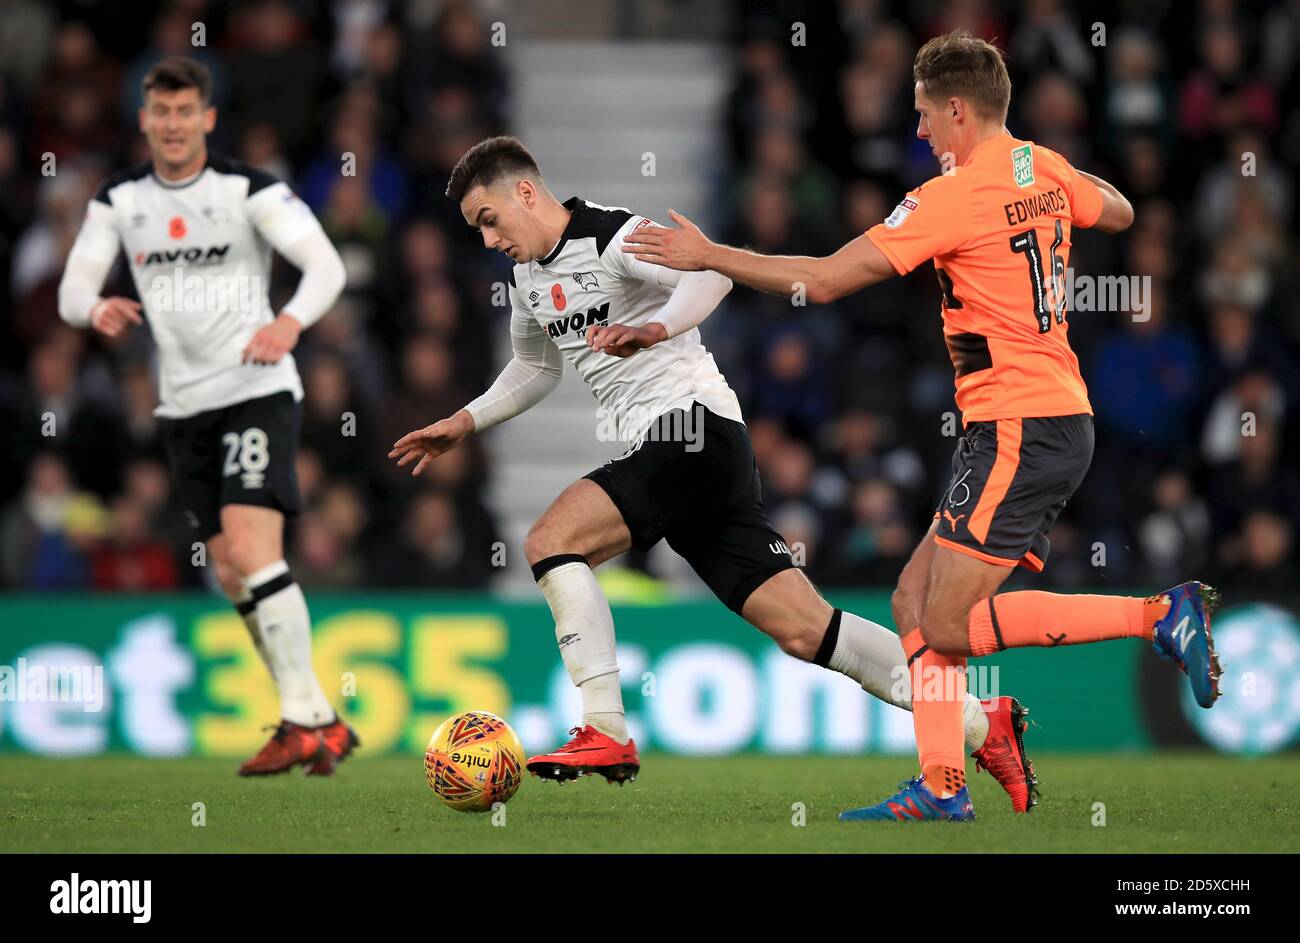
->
[621,209,897,304]
[389,304,563,476]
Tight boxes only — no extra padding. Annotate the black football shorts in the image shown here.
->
[160,390,304,540]
[933,413,1094,571]
[584,402,796,613]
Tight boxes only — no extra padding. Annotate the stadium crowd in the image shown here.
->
[0,0,1297,598]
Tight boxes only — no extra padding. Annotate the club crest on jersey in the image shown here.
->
[1012,144,1034,187]
[884,196,918,229]
[545,302,610,339]
[573,271,599,290]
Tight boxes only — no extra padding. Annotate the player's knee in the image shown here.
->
[918,612,967,656]
[523,521,565,567]
[771,624,820,661]
[213,560,244,599]
[751,608,825,662]
[223,534,269,579]
[891,585,921,633]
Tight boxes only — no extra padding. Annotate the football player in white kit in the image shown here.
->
[58,57,357,776]
[389,136,1035,808]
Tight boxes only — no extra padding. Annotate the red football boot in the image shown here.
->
[305,717,360,776]
[238,721,323,776]
[970,696,1038,813]
[526,725,640,785]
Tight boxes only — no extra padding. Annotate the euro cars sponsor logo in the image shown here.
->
[1012,144,1034,187]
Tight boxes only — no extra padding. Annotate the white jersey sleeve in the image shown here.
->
[602,215,732,338]
[58,198,121,328]
[246,182,346,328]
[603,215,682,288]
[463,277,565,431]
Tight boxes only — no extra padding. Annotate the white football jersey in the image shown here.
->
[66,155,326,418]
[509,198,743,443]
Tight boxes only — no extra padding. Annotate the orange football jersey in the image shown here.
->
[866,133,1104,422]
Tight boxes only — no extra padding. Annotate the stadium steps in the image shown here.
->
[485,39,730,592]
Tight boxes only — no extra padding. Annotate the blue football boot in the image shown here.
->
[839,775,976,822]
[1151,581,1223,708]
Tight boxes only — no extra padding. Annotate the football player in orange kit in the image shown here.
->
[623,29,1221,821]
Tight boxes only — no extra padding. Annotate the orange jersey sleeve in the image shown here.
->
[865,136,1097,423]
[1064,159,1104,228]
[866,174,977,275]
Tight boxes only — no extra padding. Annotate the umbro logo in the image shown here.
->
[528,290,540,308]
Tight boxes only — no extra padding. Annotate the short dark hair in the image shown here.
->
[142,56,213,105]
[445,135,542,203]
[913,30,1011,123]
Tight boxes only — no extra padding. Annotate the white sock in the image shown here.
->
[535,557,628,743]
[233,587,276,681]
[823,609,990,752]
[246,560,334,727]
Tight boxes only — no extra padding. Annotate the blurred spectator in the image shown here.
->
[366,490,497,588]
[0,453,103,589]
[91,495,179,591]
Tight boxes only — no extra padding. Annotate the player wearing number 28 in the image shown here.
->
[57,56,356,776]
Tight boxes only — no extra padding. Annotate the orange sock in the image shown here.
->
[902,628,967,797]
[967,591,1172,657]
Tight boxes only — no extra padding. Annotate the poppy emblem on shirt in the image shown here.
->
[169,216,187,239]
[551,283,567,311]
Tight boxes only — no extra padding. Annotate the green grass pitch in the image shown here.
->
[3,753,1297,853]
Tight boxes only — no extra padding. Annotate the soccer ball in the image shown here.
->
[424,710,525,813]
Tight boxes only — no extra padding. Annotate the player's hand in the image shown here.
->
[621,210,714,271]
[242,313,302,366]
[388,410,474,477]
[586,322,668,357]
[89,297,143,338]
